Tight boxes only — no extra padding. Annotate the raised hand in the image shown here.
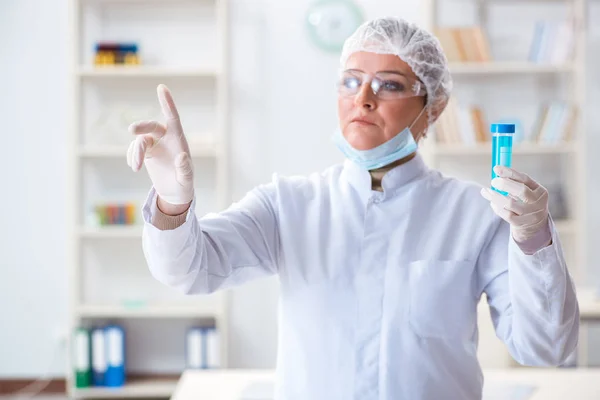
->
[480,166,550,243]
[127,84,194,206]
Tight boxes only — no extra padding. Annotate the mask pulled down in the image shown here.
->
[332,125,418,171]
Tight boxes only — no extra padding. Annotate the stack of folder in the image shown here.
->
[73,325,126,388]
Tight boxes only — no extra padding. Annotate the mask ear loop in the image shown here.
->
[412,68,450,141]
[408,103,428,132]
[406,95,429,143]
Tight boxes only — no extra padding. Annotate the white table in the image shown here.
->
[171,370,273,400]
[171,368,600,400]
[483,368,600,399]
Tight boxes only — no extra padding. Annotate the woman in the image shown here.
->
[126,17,579,400]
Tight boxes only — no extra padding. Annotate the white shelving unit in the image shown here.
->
[67,0,230,398]
[421,0,588,367]
[449,61,575,74]
[78,140,220,158]
[430,142,577,155]
[78,225,143,239]
[71,379,178,399]
[76,304,224,319]
[77,66,220,78]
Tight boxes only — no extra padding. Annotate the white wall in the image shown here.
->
[1,0,599,377]
[0,1,69,376]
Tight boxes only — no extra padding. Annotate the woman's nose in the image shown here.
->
[353,82,376,110]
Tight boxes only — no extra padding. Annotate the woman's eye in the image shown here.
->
[343,77,361,89]
[380,80,406,92]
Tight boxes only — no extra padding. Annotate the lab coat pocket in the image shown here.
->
[408,259,476,340]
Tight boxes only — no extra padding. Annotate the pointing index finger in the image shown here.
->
[157,84,180,121]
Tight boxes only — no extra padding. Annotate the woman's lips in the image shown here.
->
[352,119,376,126]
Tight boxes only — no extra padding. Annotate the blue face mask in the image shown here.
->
[332,124,419,171]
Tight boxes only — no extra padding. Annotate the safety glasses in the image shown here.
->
[337,69,427,100]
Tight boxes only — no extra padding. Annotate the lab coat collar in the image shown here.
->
[342,152,429,199]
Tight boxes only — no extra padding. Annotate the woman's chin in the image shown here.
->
[345,131,385,151]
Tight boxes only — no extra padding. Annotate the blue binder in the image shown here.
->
[104,325,126,387]
[185,327,206,369]
[91,327,107,386]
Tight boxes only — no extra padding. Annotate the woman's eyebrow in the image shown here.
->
[377,70,408,76]
[345,68,409,77]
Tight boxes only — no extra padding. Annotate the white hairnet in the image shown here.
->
[340,16,453,128]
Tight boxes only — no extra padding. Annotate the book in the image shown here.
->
[434,26,492,63]
[532,102,578,143]
[529,21,575,64]
[434,100,490,145]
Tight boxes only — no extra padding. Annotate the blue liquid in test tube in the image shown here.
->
[491,123,515,196]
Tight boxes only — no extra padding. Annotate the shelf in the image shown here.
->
[80,0,201,2]
[484,0,574,2]
[79,0,203,3]
[71,379,178,399]
[431,142,576,155]
[79,142,219,158]
[449,62,575,75]
[77,304,221,319]
[79,226,142,238]
[77,66,219,78]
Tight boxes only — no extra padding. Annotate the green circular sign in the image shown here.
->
[306,0,365,53]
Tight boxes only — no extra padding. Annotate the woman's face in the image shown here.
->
[337,52,428,151]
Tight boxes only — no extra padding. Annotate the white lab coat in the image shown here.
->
[142,153,579,400]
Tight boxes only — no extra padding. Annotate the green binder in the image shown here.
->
[73,328,92,388]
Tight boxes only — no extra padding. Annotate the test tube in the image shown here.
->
[491,123,515,196]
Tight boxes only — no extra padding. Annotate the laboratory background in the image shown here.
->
[1,0,600,399]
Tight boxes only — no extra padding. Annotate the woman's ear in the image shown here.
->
[417,126,429,142]
[411,107,429,142]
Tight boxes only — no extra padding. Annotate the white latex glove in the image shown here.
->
[126,84,194,205]
[480,166,549,243]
